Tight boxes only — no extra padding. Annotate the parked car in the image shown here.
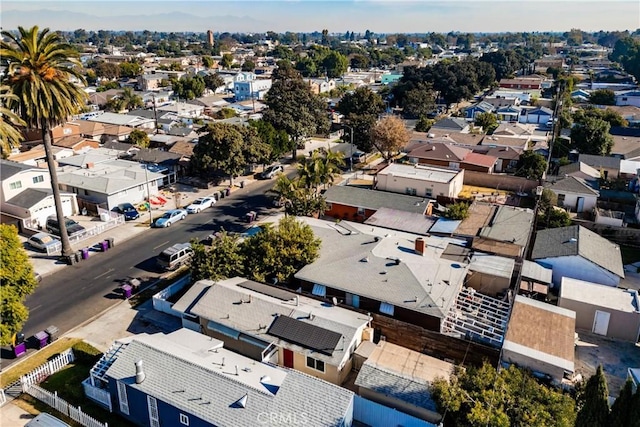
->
[153,209,187,228]
[26,413,70,427]
[45,215,85,237]
[157,242,193,270]
[27,232,61,253]
[351,152,367,164]
[261,164,284,179]
[113,202,140,221]
[186,196,216,214]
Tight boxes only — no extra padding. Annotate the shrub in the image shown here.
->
[72,342,102,365]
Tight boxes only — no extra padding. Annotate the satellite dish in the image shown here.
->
[332,297,338,306]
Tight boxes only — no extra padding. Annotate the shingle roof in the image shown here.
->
[6,188,53,208]
[462,152,497,168]
[323,186,429,213]
[431,117,468,131]
[531,225,624,277]
[0,159,37,180]
[478,205,535,247]
[546,176,599,196]
[579,154,621,170]
[105,330,354,427]
[407,142,470,162]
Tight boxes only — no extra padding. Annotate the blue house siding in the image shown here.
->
[109,380,212,427]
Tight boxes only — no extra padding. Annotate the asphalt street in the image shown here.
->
[1,176,282,366]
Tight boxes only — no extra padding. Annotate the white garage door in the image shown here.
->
[32,198,74,228]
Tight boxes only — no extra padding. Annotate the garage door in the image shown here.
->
[33,198,73,228]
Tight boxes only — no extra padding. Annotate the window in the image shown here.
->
[147,396,160,427]
[449,162,460,170]
[425,188,433,197]
[325,202,332,211]
[312,284,326,297]
[306,356,325,372]
[180,414,189,426]
[32,175,44,184]
[380,302,395,316]
[405,187,417,196]
[9,181,22,190]
[117,381,129,415]
[557,194,566,206]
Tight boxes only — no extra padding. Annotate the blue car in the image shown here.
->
[113,203,140,221]
[154,209,188,228]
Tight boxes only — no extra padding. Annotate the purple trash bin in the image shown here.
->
[122,284,132,299]
[34,331,49,349]
[13,342,27,358]
[100,240,109,252]
[81,248,90,260]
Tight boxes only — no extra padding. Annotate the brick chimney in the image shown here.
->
[415,237,425,255]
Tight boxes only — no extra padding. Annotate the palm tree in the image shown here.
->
[120,87,143,111]
[2,26,88,257]
[0,85,26,158]
[297,148,345,190]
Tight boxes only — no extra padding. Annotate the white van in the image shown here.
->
[157,242,193,271]
[25,413,71,427]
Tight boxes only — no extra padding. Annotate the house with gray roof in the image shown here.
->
[578,154,621,179]
[531,225,625,287]
[545,176,599,213]
[293,217,469,333]
[430,117,470,132]
[85,328,354,427]
[172,277,371,386]
[88,112,156,130]
[354,341,453,425]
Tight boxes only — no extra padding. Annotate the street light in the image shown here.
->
[343,124,354,172]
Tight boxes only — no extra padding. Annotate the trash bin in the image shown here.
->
[129,278,141,293]
[13,342,27,358]
[66,254,77,265]
[34,331,49,349]
[225,187,231,197]
[240,180,245,189]
[122,284,132,299]
[212,193,218,201]
[100,240,109,252]
[45,325,59,343]
[106,237,115,249]
[81,248,90,260]
[76,250,83,262]
[219,189,225,199]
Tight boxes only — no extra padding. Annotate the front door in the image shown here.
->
[576,197,585,213]
[593,310,610,336]
[283,349,294,368]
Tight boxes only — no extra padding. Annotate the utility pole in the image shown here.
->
[151,94,158,134]
[344,124,354,172]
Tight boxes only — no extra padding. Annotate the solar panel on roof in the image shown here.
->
[237,280,294,301]
[268,315,342,355]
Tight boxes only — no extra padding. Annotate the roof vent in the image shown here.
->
[135,360,145,384]
[569,238,577,243]
[360,256,369,262]
[260,375,271,384]
[235,393,248,408]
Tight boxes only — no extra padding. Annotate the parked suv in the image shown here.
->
[157,242,193,271]
[45,215,85,237]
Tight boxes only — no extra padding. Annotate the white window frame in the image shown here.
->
[9,181,22,190]
[117,381,129,415]
[180,413,190,426]
[312,284,326,297]
[380,302,395,316]
[306,356,326,373]
[147,395,160,427]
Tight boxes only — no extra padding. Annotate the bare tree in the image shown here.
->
[370,115,410,162]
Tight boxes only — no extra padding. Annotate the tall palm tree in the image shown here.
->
[120,87,143,111]
[2,26,88,257]
[0,85,26,158]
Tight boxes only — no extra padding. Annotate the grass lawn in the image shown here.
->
[620,245,640,265]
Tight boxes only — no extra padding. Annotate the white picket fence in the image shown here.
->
[20,349,75,392]
[25,384,108,427]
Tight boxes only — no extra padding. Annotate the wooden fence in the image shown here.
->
[25,384,108,427]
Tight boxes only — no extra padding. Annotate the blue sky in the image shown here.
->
[3,1,638,33]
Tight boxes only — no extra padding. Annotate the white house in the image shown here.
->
[519,106,553,124]
[375,163,464,199]
[545,176,599,213]
[615,90,640,108]
[87,112,155,130]
[531,225,625,287]
[234,79,272,101]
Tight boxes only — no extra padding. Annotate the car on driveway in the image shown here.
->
[153,209,187,228]
[186,196,216,214]
[27,232,61,253]
[261,164,284,179]
[113,202,140,220]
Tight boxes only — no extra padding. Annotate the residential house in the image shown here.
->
[520,106,553,124]
[304,78,336,94]
[606,106,640,127]
[375,163,464,199]
[56,159,165,210]
[70,120,106,142]
[615,90,640,108]
[496,105,523,123]
[294,217,469,333]
[557,162,601,182]
[88,89,123,107]
[88,112,155,130]
[490,91,533,105]
[531,225,625,287]
[499,77,543,90]
[533,57,565,73]
[571,89,592,103]
[233,79,273,101]
[474,146,521,173]
[84,329,355,427]
[483,96,521,110]
[578,154,621,180]
[406,142,496,173]
[501,295,576,384]
[559,277,640,342]
[323,185,433,222]
[354,341,453,425]
[156,102,205,119]
[430,117,471,133]
[610,127,640,160]
[545,176,599,213]
[379,73,403,85]
[464,101,494,120]
[52,135,100,153]
[7,145,74,168]
[593,208,625,227]
[137,72,170,91]
[0,159,78,228]
[421,131,484,147]
[172,277,371,386]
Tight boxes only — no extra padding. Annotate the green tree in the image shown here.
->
[94,61,120,79]
[220,53,234,69]
[189,232,244,282]
[263,71,330,160]
[321,51,348,78]
[119,61,143,78]
[402,84,436,119]
[201,55,215,68]
[0,224,38,345]
[576,365,610,427]
[608,378,637,427]
[444,202,470,220]
[570,116,614,155]
[203,73,225,92]
[514,150,547,180]
[241,60,256,72]
[269,174,326,217]
[350,54,369,70]
[370,115,410,161]
[573,107,628,128]
[127,129,150,148]
[2,26,88,257]
[414,117,434,133]
[171,75,206,100]
[297,149,345,190]
[0,85,26,158]
[248,119,293,162]
[337,87,384,151]
[191,123,270,185]
[432,362,576,427]
[119,87,143,110]
[474,112,498,132]
[241,216,321,283]
[589,89,616,106]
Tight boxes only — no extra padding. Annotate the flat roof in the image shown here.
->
[364,208,437,235]
[469,253,515,279]
[521,260,552,284]
[504,296,575,367]
[478,205,534,247]
[377,163,461,184]
[560,277,640,313]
